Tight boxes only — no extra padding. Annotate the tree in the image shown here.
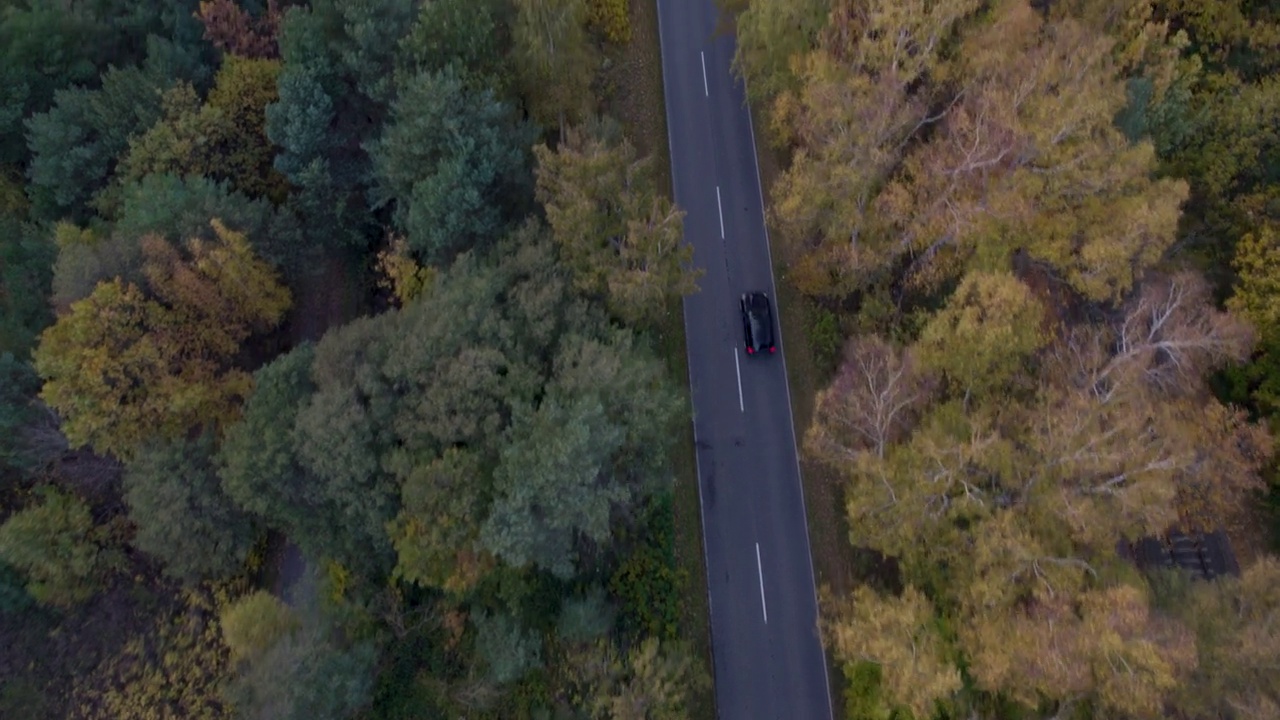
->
[557,587,615,644]
[35,278,179,459]
[832,271,1270,716]
[380,225,569,461]
[473,610,543,684]
[35,221,291,459]
[230,224,679,587]
[961,584,1196,718]
[220,590,300,665]
[568,637,710,720]
[914,271,1047,399]
[879,4,1188,300]
[768,0,982,296]
[0,214,55,357]
[187,53,284,200]
[586,0,631,44]
[25,63,173,222]
[325,0,420,106]
[197,0,286,59]
[386,448,492,595]
[547,329,684,484]
[535,117,640,293]
[0,2,205,167]
[142,220,292,344]
[609,495,683,641]
[115,173,307,281]
[218,343,356,565]
[369,65,534,264]
[266,0,418,252]
[1224,224,1280,416]
[826,585,961,719]
[807,335,935,462]
[1052,271,1253,397]
[72,586,232,720]
[480,395,628,578]
[1230,225,1280,338]
[49,221,144,313]
[0,353,41,474]
[1173,557,1280,719]
[733,0,828,105]
[608,195,699,326]
[253,229,568,575]
[0,4,103,166]
[775,0,1187,300]
[1151,0,1280,80]
[1136,29,1280,278]
[534,117,699,325]
[52,173,305,310]
[397,0,509,88]
[374,233,435,306]
[121,55,288,201]
[123,433,257,583]
[223,625,377,720]
[0,488,111,607]
[512,0,596,136]
[290,315,401,573]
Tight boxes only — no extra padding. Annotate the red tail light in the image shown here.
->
[769,346,776,353]
[746,347,754,354]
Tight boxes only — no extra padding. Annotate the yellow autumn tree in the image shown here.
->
[826,585,962,718]
[375,234,436,307]
[35,220,290,459]
[120,56,286,201]
[769,0,982,296]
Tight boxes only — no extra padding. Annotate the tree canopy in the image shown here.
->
[0,2,710,716]
[370,65,534,264]
[750,0,1280,717]
[123,432,257,583]
[35,220,290,459]
[534,116,700,326]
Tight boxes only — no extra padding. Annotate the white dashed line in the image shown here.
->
[700,51,709,96]
[756,543,768,623]
[715,186,724,239]
[734,348,744,412]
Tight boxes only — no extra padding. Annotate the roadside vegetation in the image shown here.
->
[729,0,1280,718]
[0,0,709,718]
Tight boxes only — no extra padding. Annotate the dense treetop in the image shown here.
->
[735,0,1280,717]
[0,1,704,718]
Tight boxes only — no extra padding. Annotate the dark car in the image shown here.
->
[740,291,776,355]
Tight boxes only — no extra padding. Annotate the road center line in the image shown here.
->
[733,348,744,412]
[715,186,724,239]
[700,51,709,96]
[756,543,768,624]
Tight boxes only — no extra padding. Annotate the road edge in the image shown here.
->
[653,2,723,718]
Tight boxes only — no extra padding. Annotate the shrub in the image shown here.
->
[587,0,631,44]
[0,487,111,607]
[808,304,843,374]
[219,590,299,664]
[609,495,683,640]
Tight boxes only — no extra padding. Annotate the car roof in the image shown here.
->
[744,293,773,347]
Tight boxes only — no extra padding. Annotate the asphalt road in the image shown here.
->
[654,3,834,719]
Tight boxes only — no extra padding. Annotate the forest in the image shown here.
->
[0,0,707,718]
[8,0,1280,719]
[730,0,1280,718]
